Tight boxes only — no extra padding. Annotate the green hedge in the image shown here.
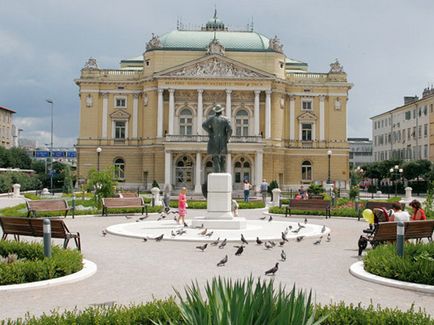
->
[268,206,358,217]
[6,299,433,324]
[0,241,82,285]
[364,242,434,285]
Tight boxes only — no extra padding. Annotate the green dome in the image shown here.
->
[158,30,272,52]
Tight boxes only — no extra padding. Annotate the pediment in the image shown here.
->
[110,109,130,120]
[297,111,317,121]
[156,55,274,79]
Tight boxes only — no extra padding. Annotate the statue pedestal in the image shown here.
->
[192,173,246,229]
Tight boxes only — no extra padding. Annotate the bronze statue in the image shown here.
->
[202,104,232,173]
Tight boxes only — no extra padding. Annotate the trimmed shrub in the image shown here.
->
[364,242,434,285]
[0,241,82,285]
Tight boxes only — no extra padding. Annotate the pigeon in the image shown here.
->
[176,229,186,235]
[326,233,331,242]
[281,250,287,261]
[157,213,166,221]
[183,221,189,228]
[218,238,227,249]
[264,241,273,249]
[171,230,176,237]
[298,222,305,229]
[358,236,368,256]
[241,234,249,245]
[199,228,208,236]
[195,223,204,229]
[283,228,289,236]
[259,216,266,220]
[268,215,273,222]
[256,237,263,245]
[235,245,244,256]
[296,236,304,242]
[124,215,133,220]
[304,217,308,224]
[154,234,164,241]
[265,262,279,276]
[321,225,326,233]
[313,236,323,245]
[269,241,276,247]
[279,241,286,247]
[196,243,208,252]
[211,237,220,246]
[138,215,148,221]
[292,228,301,233]
[217,255,228,267]
[281,232,289,242]
[143,237,148,242]
[205,231,214,237]
[101,230,107,237]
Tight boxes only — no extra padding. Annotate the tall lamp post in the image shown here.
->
[96,147,102,171]
[327,150,332,184]
[46,99,54,193]
[389,165,403,197]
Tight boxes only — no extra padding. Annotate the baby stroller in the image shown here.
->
[358,207,391,255]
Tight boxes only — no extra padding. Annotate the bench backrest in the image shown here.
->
[365,201,401,211]
[289,199,330,209]
[119,192,138,198]
[26,199,69,212]
[29,218,68,239]
[103,197,144,207]
[373,222,398,241]
[404,220,434,239]
[0,217,34,237]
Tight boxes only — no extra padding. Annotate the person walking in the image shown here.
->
[243,179,252,202]
[178,187,188,225]
[260,179,269,204]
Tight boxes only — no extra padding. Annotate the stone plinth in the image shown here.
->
[192,173,246,229]
[12,184,21,198]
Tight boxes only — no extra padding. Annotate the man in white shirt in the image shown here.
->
[389,202,410,222]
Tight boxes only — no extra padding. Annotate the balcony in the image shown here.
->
[165,135,263,143]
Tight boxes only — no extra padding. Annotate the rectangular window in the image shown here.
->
[301,165,312,180]
[405,111,411,120]
[424,124,428,138]
[115,121,126,139]
[407,128,411,140]
[302,100,312,110]
[301,123,312,141]
[419,125,422,139]
[115,97,127,108]
[412,127,416,138]
[424,144,428,158]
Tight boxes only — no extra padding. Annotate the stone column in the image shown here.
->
[226,153,232,175]
[319,95,325,141]
[289,96,295,141]
[132,94,138,138]
[13,184,21,198]
[157,89,164,138]
[164,150,172,191]
[254,90,260,136]
[226,89,232,120]
[197,89,203,135]
[168,89,175,134]
[151,187,162,206]
[265,90,272,139]
[272,188,281,207]
[194,152,202,194]
[102,93,108,138]
[255,151,263,193]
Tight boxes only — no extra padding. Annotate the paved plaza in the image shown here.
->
[0,204,433,321]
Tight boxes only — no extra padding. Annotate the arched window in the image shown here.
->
[234,157,251,187]
[301,160,312,181]
[114,158,125,180]
[235,110,249,136]
[175,155,193,188]
[179,109,193,135]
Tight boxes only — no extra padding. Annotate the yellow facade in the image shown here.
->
[75,16,352,192]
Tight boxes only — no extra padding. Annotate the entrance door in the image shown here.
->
[175,156,193,189]
[233,158,251,189]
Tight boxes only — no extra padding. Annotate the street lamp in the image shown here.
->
[389,165,403,197]
[96,147,102,171]
[327,150,332,184]
[46,98,54,193]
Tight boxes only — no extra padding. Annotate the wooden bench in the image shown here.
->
[0,217,81,250]
[365,201,404,211]
[26,199,70,218]
[285,199,331,219]
[359,220,434,254]
[102,197,146,216]
[117,192,139,198]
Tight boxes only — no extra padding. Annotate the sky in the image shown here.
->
[1,0,433,147]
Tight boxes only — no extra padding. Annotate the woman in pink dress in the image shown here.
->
[178,187,188,224]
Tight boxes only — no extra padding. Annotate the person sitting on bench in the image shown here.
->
[389,202,410,222]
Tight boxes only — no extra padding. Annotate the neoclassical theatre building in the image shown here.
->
[75,15,352,193]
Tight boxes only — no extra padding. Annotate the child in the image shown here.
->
[231,199,239,217]
[178,187,188,225]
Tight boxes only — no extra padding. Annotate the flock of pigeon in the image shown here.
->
[102,214,331,277]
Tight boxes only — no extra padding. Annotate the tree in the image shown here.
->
[8,148,31,169]
[62,164,74,193]
[87,168,117,208]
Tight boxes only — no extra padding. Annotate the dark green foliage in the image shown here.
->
[62,164,73,194]
[0,241,82,285]
[336,198,350,207]
[0,147,32,169]
[307,183,324,195]
[87,168,117,208]
[315,302,433,325]
[0,172,42,193]
[152,180,160,188]
[364,242,434,285]
[268,179,279,197]
[349,185,359,200]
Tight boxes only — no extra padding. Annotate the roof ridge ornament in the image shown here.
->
[268,35,284,53]
[146,33,162,51]
[207,38,225,56]
[83,57,99,70]
[329,58,344,73]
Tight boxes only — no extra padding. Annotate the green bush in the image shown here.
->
[349,185,359,199]
[237,200,265,209]
[336,197,350,207]
[315,302,433,325]
[364,242,434,285]
[268,180,279,197]
[308,183,324,195]
[0,241,82,285]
